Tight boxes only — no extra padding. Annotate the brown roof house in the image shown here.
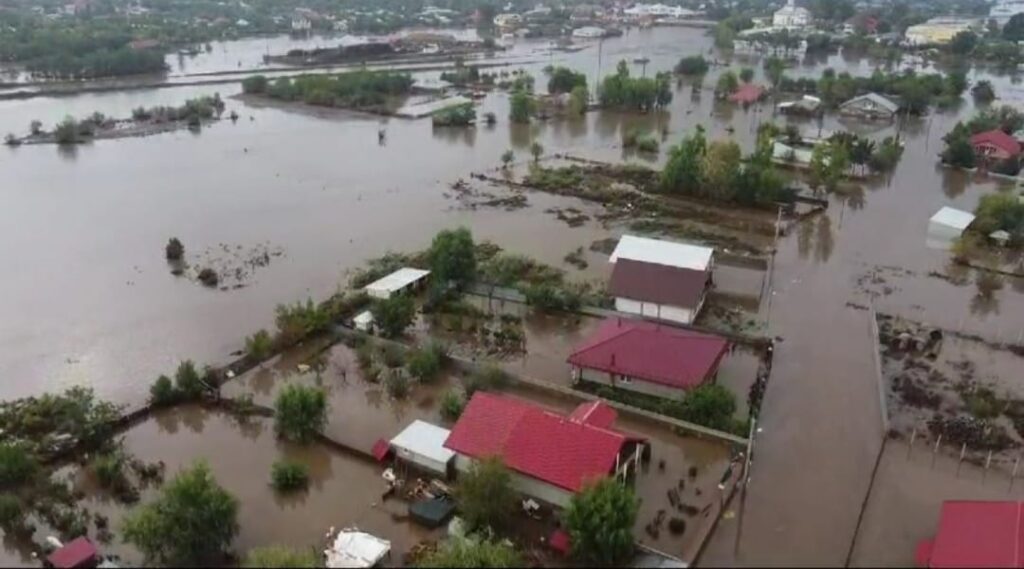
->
[608,235,714,325]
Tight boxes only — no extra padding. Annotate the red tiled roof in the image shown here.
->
[609,258,709,309]
[444,392,627,492]
[567,400,618,429]
[728,83,764,104]
[47,537,97,569]
[568,318,729,390]
[971,129,1021,156]
[918,501,1024,568]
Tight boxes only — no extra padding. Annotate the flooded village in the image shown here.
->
[4,0,1024,567]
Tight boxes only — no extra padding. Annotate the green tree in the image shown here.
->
[972,80,996,104]
[274,385,328,443]
[174,360,205,400]
[29,120,42,135]
[406,342,445,382]
[0,444,37,488]
[244,329,273,360]
[122,461,239,566]
[661,126,707,194]
[149,375,178,406]
[417,538,521,567]
[680,384,737,431]
[950,31,978,55]
[509,90,534,123]
[546,66,587,94]
[371,294,416,338]
[764,57,786,88]
[1005,13,1024,41]
[941,123,977,169]
[849,138,876,175]
[270,460,309,492]
[715,71,739,97]
[674,55,709,76]
[530,141,544,163]
[500,149,515,169]
[566,478,639,566]
[454,457,516,532]
[429,227,477,288]
[54,117,81,145]
[440,389,466,421]
[241,75,268,94]
[946,70,968,97]
[165,238,184,260]
[243,545,320,568]
[702,140,742,201]
[809,142,849,193]
[973,192,1024,235]
[739,67,755,83]
[569,84,589,116]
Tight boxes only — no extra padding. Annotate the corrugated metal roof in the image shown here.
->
[609,258,709,309]
[609,235,713,271]
[363,267,430,296]
[390,420,455,464]
[840,92,899,114]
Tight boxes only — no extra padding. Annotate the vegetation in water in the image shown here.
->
[546,66,587,94]
[566,477,639,565]
[243,545,321,568]
[122,461,239,566]
[270,460,310,492]
[416,537,523,568]
[673,55,709,76]
[274,385,328,444]
[972,192,1024,245]
[432,103,476,127]
[371,294,416,339]
[598,61,672,112]
[440,389,467,421]
[454,456,516,532]
[242,71,414,112]
[406,342,446,383]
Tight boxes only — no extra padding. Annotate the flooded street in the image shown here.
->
[4,24,1024,565]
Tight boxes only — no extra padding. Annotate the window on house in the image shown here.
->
[618,375,632,385]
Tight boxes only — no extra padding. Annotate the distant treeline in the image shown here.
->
[242,71,414,110]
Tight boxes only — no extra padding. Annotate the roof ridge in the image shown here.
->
[570,324,638,358]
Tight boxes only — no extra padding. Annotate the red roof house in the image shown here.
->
[971,130,1021,162]
[728,83,765,105]
[917,501,1024,568]
[444,392,640,507]
[568,318,729,399]
[47,537,98,569]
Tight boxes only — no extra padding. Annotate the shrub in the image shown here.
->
[680,384,737,431]
[150,375,179,406]
[417,538,522,567]
[54,117,81,145]
[245,329,273,360]
[463,364,510,397]
[0,444,37,488]
[454,457,516,531]
[270,460,309,492]
[197,268,219,287]
[274,385,328,443]
[241,75,269,94]
[440,389,466,421]
[93,451,127,490]
[122,461,238,566]
[407,342,445,382]
[355,341,376,370]
[165,238,184,261]
[674,55,709,76]
[274,298,330,346]
[380,343,406,368]
[175,360,205,400]
[566,478,639,565]
[484,112,497,125]
[432,103,476,127]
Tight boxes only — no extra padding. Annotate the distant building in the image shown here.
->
[493,13,522,29]
[772,0,811,29]
[444,393,645,508]
[362,267,430,299]
[970,129,1022,162]
[568,318,730,400]
[292,15,312,32]
[917,501,1024,567]
[623,3,697,19]
[572,26,606,38]
[728,83,766,105]
[904,18,975,46]
[838,92,899,120]
[777,95,822,116]
[927,206,975,250]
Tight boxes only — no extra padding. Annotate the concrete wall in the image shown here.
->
[395,447,450,476]
[453,454,574,508]
[578,367,687,400]
[615,297,695,324]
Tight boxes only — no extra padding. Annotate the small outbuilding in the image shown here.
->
[728,83,765,105]
[325,529,391,568]
[609,235,714,325]
[990,229,1012,246]
[777,95,822,116]
[839,92,899,121]
[927,206,975,250]
[389,420,455,476]
[363,268,430,299]
[353,310,375,332]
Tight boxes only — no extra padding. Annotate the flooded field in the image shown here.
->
[4,22,1024,567]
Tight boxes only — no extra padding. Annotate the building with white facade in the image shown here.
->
[773,0,811,29]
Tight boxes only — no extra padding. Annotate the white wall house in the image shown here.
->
[608,235,714,325]
[389,420,455,476]
[453,455,574,507]
[773,0,811,29]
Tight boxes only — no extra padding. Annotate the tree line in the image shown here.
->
[242,71,414,110]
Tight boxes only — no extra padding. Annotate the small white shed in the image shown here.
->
[927,206,975,250]
[325,529,391,568]
[390,420,455,476]
[353,310,374,332]
[363,268,430,299]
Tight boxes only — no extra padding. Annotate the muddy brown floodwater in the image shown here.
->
[5,24,1024,566]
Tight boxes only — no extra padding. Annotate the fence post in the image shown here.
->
[956,443,966,477]
[907,428,917,460]
[1012,457,1020,492]
[932,434,943,469]
[984,450,993,483]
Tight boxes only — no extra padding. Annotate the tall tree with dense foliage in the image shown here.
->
[569,84,589,116]
[764,57,787,88]
[371,294,416,338]
[702,141,742,201]
[941,123,977,169]
[429,227,477,289]
[674,55,709,76]
[599,62,672,111]
[454,457,516,532]
[274,385,328,443]
[661,126,707,194]
[509,89,534,123]
[715,71,739,97]
[566,478,639,566]
[546,66,587,94]
[949,31,978,55]
[972,80,996,104]
[122,461,239,566]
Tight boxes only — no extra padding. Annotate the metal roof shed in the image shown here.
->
[390,420,455,475]
[927,207,975,250]
[325,530,391,568]
[610,235,713,272]
[363,268,430,299]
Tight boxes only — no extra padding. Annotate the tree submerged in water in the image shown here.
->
[165,238,184,261]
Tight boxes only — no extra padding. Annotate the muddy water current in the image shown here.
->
[4,25,1024,566]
